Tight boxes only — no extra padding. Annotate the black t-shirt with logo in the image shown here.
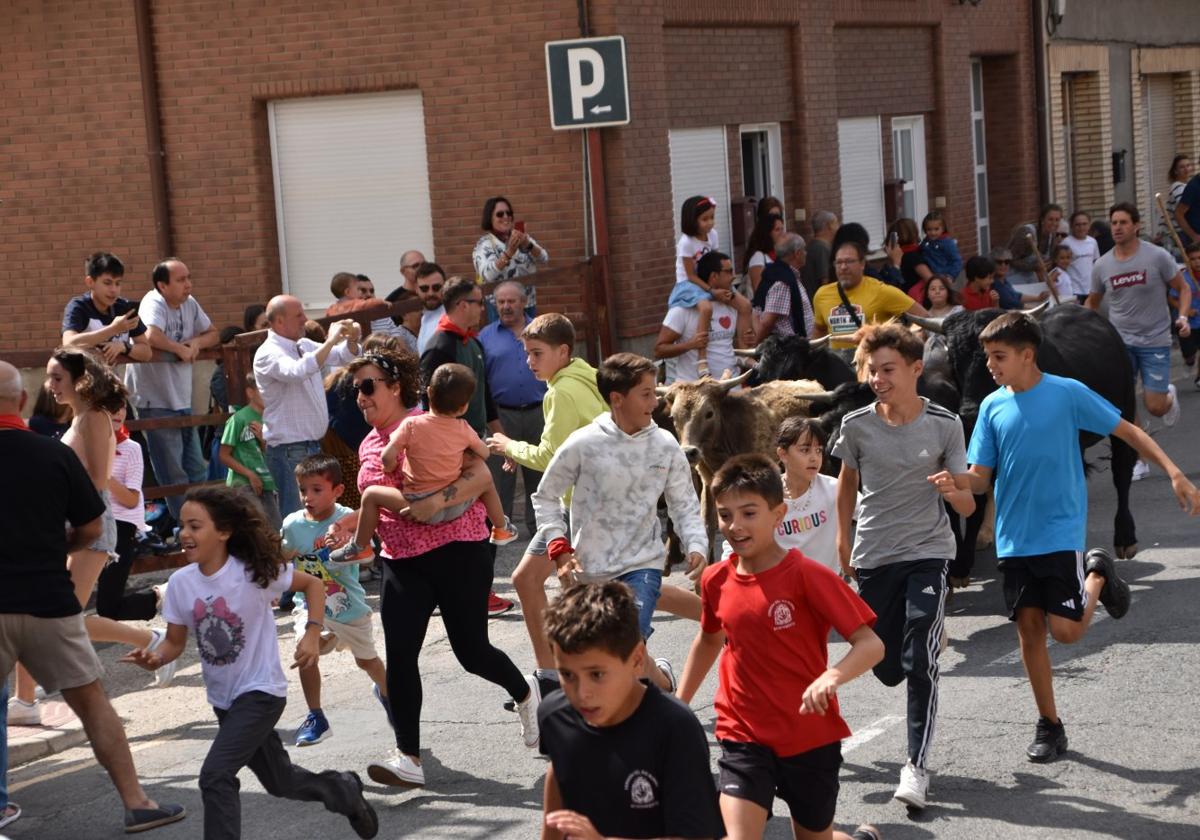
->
[538,683,724,839]
[0,430,105,617]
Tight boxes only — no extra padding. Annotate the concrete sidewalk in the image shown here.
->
[6,700,86,768]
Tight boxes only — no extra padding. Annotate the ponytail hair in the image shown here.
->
[51,347,127,413]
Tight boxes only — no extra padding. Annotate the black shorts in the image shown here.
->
[998,551,1086,621]
[717,740,841,832]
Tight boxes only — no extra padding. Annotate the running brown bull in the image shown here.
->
[657,372,832,560]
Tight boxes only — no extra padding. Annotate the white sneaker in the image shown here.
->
[655,657,676,693]
[367,749,425,787]
[516,673,541,749]
[1132,460,1150,482]
[894,760,929,809]
[1163,384,1180,428]
[7,698,41,727]
[148,628,178,688]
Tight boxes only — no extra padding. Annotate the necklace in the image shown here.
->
[785,480,814,514]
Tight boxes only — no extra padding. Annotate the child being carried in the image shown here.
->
[330,363,516,564]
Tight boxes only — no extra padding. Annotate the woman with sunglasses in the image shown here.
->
[473,196,548,320]
[325,347,540,789]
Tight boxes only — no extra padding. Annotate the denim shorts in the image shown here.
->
[614,568,663,640]
[83,491,118,562]
[1125,344,1172,394]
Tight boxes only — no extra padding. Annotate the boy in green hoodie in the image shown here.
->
[486,313,608,675]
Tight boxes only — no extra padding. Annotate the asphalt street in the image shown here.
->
[7,368,1200,840]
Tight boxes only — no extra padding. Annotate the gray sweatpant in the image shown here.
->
[488,404,545,531]
[200,690,359,840]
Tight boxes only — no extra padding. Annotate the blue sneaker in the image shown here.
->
[373,684,394,730]
[295,711,331,747]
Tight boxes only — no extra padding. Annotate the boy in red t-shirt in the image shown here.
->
[961,255,999,311]
[676,454,884,840]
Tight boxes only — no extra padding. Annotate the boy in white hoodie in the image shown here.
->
[532,353,709,691]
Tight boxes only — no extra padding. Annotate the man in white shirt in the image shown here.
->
[253,295,360,517]
[654,251,744,381]
[126,258,220,520]
[414,262,447,354]
[1065,211,1101,302]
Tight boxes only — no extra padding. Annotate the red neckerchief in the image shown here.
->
[115,424,130,444]
[767,250,776,261]
[437,314,477,343]
[0,414,29,432]
[901,243,920,254]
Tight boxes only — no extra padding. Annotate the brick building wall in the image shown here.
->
[2,0,1040,353]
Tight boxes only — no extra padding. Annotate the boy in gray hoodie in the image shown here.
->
[532,353,708,691]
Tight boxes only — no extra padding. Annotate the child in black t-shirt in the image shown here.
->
[538,581,723,840]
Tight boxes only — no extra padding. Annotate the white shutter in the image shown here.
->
[1145,75,1176,228]
[838,116,886,249]
[668,127,733,267]
[268,90,435,311]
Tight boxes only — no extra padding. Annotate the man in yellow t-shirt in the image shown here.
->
[812,241,929,351]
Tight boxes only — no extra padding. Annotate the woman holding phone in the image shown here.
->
[472,196,548,319]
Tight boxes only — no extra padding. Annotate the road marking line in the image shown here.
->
[10,732,185,792]
[843,714,905,755]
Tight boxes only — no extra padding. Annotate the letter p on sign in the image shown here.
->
[546,36,630,130]
[568,48,604,120]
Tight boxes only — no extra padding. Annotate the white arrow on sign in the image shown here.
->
[567,47,605,120]
[590,105,612,115]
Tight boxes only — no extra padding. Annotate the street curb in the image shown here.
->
[6,701,88,769]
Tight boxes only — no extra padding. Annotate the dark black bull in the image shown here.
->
[908,304,1139,573]
[738,334,857,390]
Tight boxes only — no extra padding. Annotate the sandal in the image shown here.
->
[124,802,186,834]
[851,827,881,840]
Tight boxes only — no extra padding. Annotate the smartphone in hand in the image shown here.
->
[515,220,526,233]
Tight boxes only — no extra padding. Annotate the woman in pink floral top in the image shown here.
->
[328,348,540,789]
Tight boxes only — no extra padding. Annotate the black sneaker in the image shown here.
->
[1084,548,1131,619]
[1027,716,1068,763]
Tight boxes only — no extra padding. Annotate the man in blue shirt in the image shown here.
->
[478,279,547,536]
[940,312,1199,765]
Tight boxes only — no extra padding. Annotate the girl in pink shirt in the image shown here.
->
[331,363,515,563]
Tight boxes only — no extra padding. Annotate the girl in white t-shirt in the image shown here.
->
[667,195,753,377]
[720,417,842,574]
[1047,244,1077,305]
[123,487,376,838]
[774,416,841,573]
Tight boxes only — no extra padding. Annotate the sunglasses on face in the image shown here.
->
[352,377,388,396]
[418,283,443,293]
[994,259,1011,265]
[494,210,513,218]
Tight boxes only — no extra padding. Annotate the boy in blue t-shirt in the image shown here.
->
[282,455,391,747]
[935,312,1199,763]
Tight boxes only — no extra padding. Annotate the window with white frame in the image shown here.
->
[970,60,990,254]
[891,116,928,224]
[837,116,886,249]
[739,123,785,207]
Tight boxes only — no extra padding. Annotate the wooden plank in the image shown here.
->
[130,551,190,575]
[125,412,229,431]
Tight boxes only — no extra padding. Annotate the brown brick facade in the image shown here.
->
[2,0,1039,352]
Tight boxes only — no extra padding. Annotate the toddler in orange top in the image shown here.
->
[330,363,515,564]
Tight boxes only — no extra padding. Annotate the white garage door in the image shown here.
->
[838,116,886,250]
[1144,75,1177,231]
[268,90,435,311]
[668,127,733,268]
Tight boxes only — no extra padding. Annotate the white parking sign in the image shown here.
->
[545,36,630,130]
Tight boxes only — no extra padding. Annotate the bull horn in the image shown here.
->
[807,334,831,349]
[904,313,946,334]
[732,347,761,358]
[1026,299,1052,320]
[802,390,838,402]
[655,385,671,397]
[718,369,753,391]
